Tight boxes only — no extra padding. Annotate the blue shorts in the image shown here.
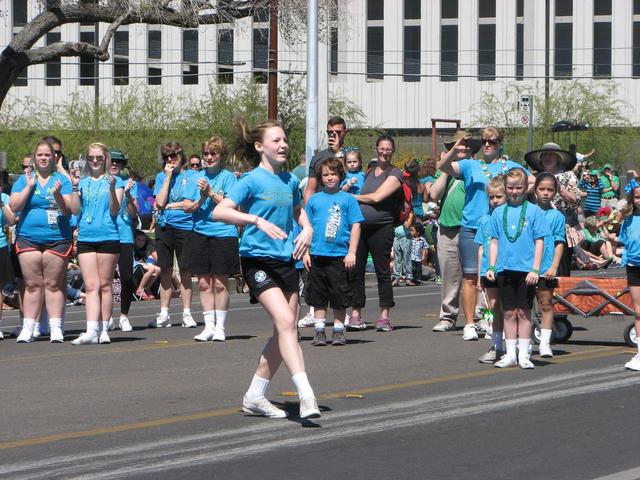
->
[459,226,479,275]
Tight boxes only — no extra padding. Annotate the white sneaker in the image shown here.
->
[432,319,455,332]
[32,323,41,339]
[344,312,350,327]
[16,327,34,343]
[71,332,99,345]
[194,328,215,342]
[299,397,321,419]
[0,331,4,340]
[119,316,133,332]
[625,353,640,371]
[242,396,288,418]
[99,331,111,344]
[538,343,554,358]
[494,355,518,368]
[462,324,478,341]
[477,319,490,334]
[519,355,535,369]
[148,314,171,328]
[297,312,315,328]
[107,318,115,331]
[49,327,64,343]
[213,326,226,342]
[182,312,197,328]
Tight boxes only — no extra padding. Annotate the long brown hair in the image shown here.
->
[234,116,283,170]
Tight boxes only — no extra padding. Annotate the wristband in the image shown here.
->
[487,266,496,273]
[72,186,79,192]
[530,268,539,274]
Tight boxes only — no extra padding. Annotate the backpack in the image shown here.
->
[364,167,413,227]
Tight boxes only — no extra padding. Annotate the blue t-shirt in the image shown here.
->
[619,214,640,266]
[0,193,10,248]
[116,177,138,244]
[227,167,301,261]
[489,201,548,273]
[474,214,493,276]
[341,171,365,195]
[305,190,364,257]
[457,159,528,229]
[578,179,605,213]
[154,170,196,231]
[189,169,238,238]
[12,173,73,243]
[420,175,436,184]
[540,207,566,274]
[77,176,122,242]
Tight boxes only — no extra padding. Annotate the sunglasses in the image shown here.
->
[21,164,33,170]
[482,139,500,147]
[87,155,105,162]
[162,152,180,159]
[190,163,201,168]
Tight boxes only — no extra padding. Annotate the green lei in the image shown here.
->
[503,201,528,243]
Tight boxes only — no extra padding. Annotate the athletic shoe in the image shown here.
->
[347,315,366,330]
[476,319,490,334]
[434,276,442,285]
[462,324,478,341]
[624,353,640,371]
[331,329,346,346]
[99,331,111,344]
[494,356,518,368]
[16,327,34,343]
[312,330,327,346]
[538,343,554,358]
[478,346,497,364]
[391,279,400,287]
[212,326,226,342]
[518,355,535,369]
[182,312,197,328]
[49,327,64,343]
[299,397,321,419]
[0,331,3,340]
[107,318,115,331]
[119,316,133,332]
[242,396,288,418]
[148,314,171,328]
[432,319,455,332]
[344,312,350,326]
[298,312,315,328]
[194,328,215,342]
[375,318,393,332]
[32,324,41,339]
[71,332,99,345]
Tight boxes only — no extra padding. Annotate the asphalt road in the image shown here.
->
[1,278,639,480]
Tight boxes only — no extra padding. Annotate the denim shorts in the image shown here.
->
[459,226,479,275]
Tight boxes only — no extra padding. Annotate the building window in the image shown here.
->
[403,0,420,82]
[12,0,27,26]
[478,0,496,18]
[367,0,384,21]
[554,23,572,79]
[252,27,268,83]
[593,22,611,78]
[516,23,524,81]
[182,29,198,85]
[148,30,161,60]
[594,0,612,16]
[113,30,129,86]
[404,0,420,20]
[148,68,162,85]
[635,0,640,15]
[441,0,457,19]
[555,0,572,17]
[517,0,524,18]
[633,22,640,77]
[217,28,234,84]
[79,30,96,86]
[46,32,61,86]
[440,25,458,81]
[367,0,384,80]
[478,24,496,81]
[330,26,339,75]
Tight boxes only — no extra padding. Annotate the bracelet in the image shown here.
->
[531,268,540,274]
[72,186,79,192]
[487,266,496,273]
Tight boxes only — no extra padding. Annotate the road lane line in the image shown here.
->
[590,467,640,480]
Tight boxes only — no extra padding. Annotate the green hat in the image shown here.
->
[108,148,127,165]
[601,163,613,171]
[589,169,599,176]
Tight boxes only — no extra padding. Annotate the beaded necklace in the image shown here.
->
[502,201,528,243]
[84,175,106,224]
[34,174,54,204]
[169,172,188,202]
[480,158,508,179]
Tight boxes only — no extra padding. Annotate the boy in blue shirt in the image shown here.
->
[304,157,364,346]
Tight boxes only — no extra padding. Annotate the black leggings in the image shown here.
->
[350,223,395,309]
[118,243,135,315]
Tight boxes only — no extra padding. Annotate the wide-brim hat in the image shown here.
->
[109,148,128,166]
[444,130,482,155]
[524,142,576,173]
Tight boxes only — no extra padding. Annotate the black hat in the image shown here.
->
[109,148,128,167]
[524,142,576,173]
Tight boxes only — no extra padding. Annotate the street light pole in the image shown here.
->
[305,0,318,173]
[267,0,278,120]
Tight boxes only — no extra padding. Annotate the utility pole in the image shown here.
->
[305,0,318,173]
[267,0,278,120]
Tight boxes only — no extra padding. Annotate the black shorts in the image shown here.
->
[16,237,72,257]
[186,233,240,276]
[10,244,22,279]
[537,277,559,290]
[497,270,536,311]
[77,240,120,255]
[305,255,352,310]
[627,265,640,287]
[0,246,16,287]
[481,276,498,289]
[155,225,192,270]
[241,257,298,304]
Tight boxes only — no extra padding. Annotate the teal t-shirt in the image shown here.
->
[154,170,197,231]
[116,177,138,244]
[189,169,239,238]
[540,208,566,273]
[77,176,122,242]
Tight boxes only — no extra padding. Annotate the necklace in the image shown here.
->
[84,176,105,224]
[480,159,507,179]
[502,201,528,242]
[34,175,54,203]
[169,172,188,202]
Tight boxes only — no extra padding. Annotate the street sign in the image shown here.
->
[520,115,530,126]
[519,94,534,151]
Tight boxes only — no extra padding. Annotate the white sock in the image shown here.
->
[505,339,517,359]
[22,318,35,332]
[333,320,344,332]
[87,321,100,335]
[518,338,531,359]
[214,310,227,330]
[492,330,503,351]
[309,306,315,315]
[101,321,109,333]
[120,314,128,322]
[314,318,326,331]
[292,372,315,399]
[49,317,62,329]
[246,374,270,401]
[183,308,191,316]
[203,310,215,329]
[540,328,552,346]
[160,307,169,317]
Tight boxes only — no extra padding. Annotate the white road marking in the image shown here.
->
[590,467,640,480]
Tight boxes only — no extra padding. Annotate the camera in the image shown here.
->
[327,131,338,139]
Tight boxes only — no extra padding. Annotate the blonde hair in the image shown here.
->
[481,126,503,143]
[202,136,228,159]
[486,174,505,194]
[504,167,527,188]
[32,141,56,176]
[83,142,112,176]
